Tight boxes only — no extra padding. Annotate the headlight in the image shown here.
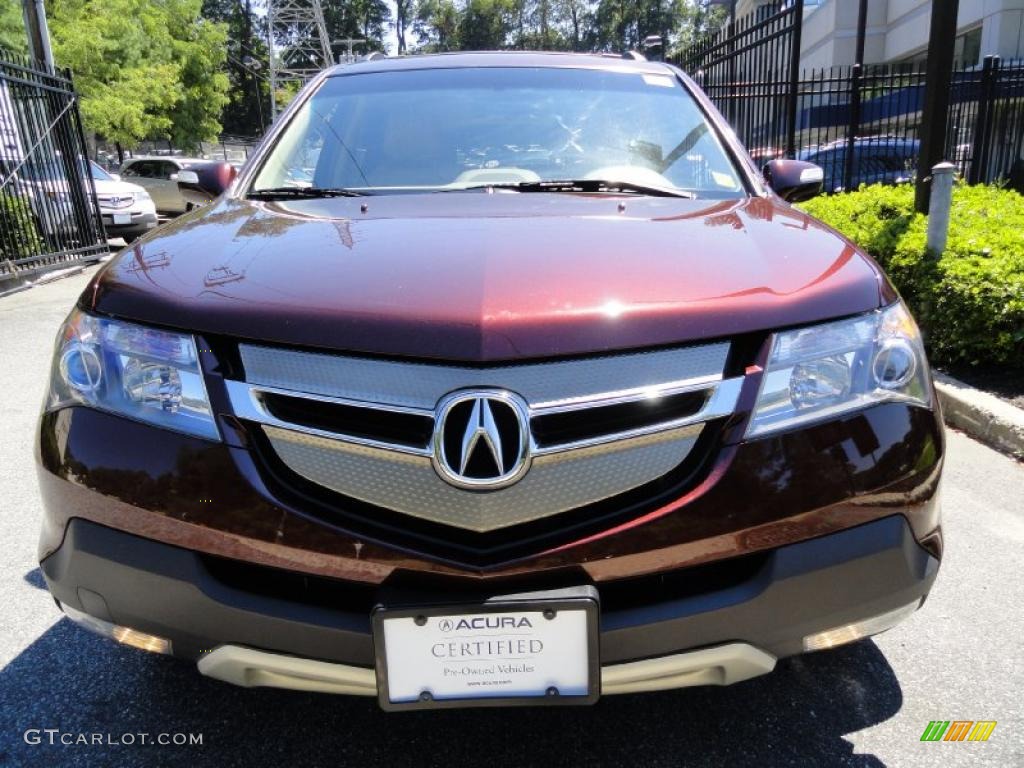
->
[135,189,151,201]
[746,301,932,438]
[46,308,220,440]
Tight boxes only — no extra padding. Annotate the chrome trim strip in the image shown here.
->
[235,381,435,418]
[530,377,742,456]
[224,379,434,457]
[226,376,743,457]
[530,374,723,414]
[239,341,731,411]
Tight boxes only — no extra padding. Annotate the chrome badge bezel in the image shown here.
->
[432,389,532,490]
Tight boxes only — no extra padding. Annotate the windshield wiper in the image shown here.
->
[457,179,696,199]
[248,186,366,200]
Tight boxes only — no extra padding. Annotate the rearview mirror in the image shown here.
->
[176,162,237,208]
[762,160,824,203]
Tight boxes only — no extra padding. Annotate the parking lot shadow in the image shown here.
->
[0,615,899,767]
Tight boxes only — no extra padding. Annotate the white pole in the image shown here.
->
[927,162,957,256]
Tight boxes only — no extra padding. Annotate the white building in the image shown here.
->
[732,0,1024,68]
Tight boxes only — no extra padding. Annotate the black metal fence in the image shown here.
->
[674,4,1024,193]
[1,51,107,287]
[675,1,803,156]
[91,135,260,172]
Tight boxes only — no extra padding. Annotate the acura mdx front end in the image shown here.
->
[37,52,943,710]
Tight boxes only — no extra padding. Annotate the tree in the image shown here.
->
[46,0,230,148]
[166,4,232,146]
[395,0,413,53]
[559,0,594,51]
[414,0,460,52]
[321,0,391,55]
[459,0,514,50]
[674,0,728,52]
[202,0,270,136]
[0,0,27,56]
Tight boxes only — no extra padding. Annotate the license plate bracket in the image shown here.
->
[372,585,600,711]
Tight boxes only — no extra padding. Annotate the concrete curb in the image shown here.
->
[933,371,1024,460]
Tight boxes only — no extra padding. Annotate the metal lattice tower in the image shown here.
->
[267,0,333,116]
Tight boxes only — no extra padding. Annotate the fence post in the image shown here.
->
[968,56,999,185]
[915,0,960,213]
[843,63,863,191]
[785,0,805,158]
[927,162,957,256]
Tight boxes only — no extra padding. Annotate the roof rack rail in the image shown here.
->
[600,51,647,62]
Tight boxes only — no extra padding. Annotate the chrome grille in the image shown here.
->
[264,424,702,532]
[239,342,730,410]
[229,342,740,532]
[96,194,134,209]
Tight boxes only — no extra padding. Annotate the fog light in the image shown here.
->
[802,601,920,652]
[62,604,172,655]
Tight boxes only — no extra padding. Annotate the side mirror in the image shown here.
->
[176,162,237,208]
[763,159,824,203]
[169,172,179,182]
[109,173,121,182]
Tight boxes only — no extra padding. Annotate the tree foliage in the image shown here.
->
[17,0,730,143]
[202,0,270,135]
[800,183,1024,367]
[0,0,28,55]
[409,0,726,54]
[46,0,229,148]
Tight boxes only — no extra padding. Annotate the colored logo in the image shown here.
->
[920,721,997,742]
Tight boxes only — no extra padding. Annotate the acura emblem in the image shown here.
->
[433,390,531,489]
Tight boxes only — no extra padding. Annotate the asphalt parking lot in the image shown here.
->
[1,267,1022,767]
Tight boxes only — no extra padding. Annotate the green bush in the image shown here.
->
[0,192,45,262]
[799,183,1024,367]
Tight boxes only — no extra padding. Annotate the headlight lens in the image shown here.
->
[46,308,220,440]
[746,301,932,438]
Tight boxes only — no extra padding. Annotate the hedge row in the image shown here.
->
[0,193,44,262]
[799,183,1024,367]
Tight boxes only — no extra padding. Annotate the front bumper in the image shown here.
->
[42,514,938,694]
[100,210,157,236]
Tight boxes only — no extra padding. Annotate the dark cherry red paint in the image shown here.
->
[84,194,894,361]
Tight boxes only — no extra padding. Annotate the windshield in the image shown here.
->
[251,67,745,198]
[90,161,113,181]
[16,158,97,183]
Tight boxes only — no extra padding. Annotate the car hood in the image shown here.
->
[92,178,146,197]
[84,193,892,361]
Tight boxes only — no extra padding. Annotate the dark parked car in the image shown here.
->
[800,137,918,193]
[37,53,942,711]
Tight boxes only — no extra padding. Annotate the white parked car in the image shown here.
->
[89,162,157,243]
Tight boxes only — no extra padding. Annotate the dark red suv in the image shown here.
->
[37,52,942,710]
